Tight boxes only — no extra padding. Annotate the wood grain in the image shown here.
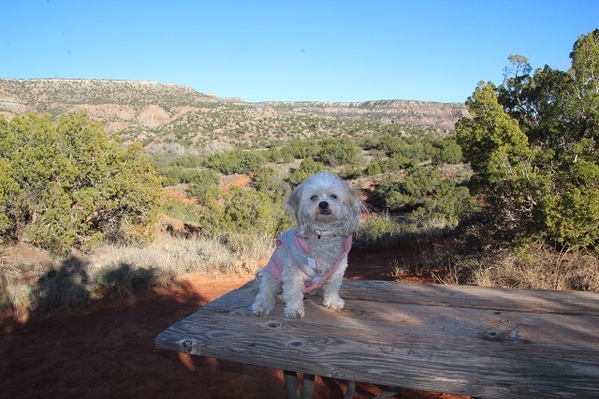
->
[156,280,599,398]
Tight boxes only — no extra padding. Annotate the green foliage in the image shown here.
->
[173,155,205,169]
[251,167,290,199]
[377,166,476,229]
[318,137,362,166]
[150,130,475,241]
[185,169,220,203]
[286,138,322,159]
[456,29,599,248]
[221,186,292,237]
[432,138,463,165]
[380,167,441,212]
[156,166,200,186]
[539,160,599,247]
[364,134,434,170]
[381,152,412,172]
[366,161,382,176]
[354,214,406,247]
[110,143,163,245]
[202,149,267,175]
[286,157,325,186]
[264,147,293,163]
[0,158,27,240]
[0,111,162,253]
[411,181,475,229]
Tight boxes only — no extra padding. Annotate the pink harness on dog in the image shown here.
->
[263,228,352,293]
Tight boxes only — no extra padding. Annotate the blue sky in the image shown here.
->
[1,1,597,103]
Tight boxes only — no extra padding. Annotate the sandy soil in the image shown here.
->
[0,244,470,399]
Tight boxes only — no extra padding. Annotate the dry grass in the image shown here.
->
[0,263,35,315]
[0,233,274,316]
[465,246,599,291]
[425,236,599,292]
[89,233,272,279]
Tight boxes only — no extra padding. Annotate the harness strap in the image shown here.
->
[277,228,352,292]
[278,229,319,278]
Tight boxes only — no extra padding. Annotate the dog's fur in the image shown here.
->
[251,172,364,319]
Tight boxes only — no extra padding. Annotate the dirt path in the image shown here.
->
[0,247,469,399]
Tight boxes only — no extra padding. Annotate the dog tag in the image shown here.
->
[307,257,317,269]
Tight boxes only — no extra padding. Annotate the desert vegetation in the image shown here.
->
[1,29,599,316]
[0,111,163,253]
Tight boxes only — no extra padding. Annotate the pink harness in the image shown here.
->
[263,228,352,293]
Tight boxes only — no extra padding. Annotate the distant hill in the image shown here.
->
[261,99,468,128]
[0,78,469,155]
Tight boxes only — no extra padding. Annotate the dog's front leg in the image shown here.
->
[322,261,347,310]
[252,272,280,316]
[281,267,305,319]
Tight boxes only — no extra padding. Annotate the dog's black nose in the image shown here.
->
[319,201,329,210]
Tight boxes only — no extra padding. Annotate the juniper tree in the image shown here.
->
[0,111,162,253]
[456,29,599,248]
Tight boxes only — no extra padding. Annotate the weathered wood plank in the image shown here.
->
[339,280,599,315]
[156,308,599,398]
[156,280,599,399]
[184,281,599,350]
[202,280,599,316]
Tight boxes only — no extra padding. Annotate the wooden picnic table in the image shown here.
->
[155,279,599,398]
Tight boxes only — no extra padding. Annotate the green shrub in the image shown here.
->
[0,158,27,241]
[287,138,321,159]
[221,186,291,237]
[186,169,221,201]
[456,30,599,248]
[433,138,463,165]
[202,150,268,175]
[0,112,163,253]
[366,161,382,176]
[286,158,325,186]
[318,137,362,166]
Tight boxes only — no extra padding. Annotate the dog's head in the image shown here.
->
[285,172,365,238]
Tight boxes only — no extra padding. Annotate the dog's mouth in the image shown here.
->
[319,208,332,215]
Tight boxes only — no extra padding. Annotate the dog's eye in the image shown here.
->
[330,194,338,200]
[310,195,318,201]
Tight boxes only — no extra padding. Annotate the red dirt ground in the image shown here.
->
[0,244,470,399]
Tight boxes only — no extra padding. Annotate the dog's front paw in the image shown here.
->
[252,303,272,317]
[323,296,345,310]
[284,306,305,319]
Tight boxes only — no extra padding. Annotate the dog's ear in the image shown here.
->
[342,185,366,235]
[349,186,366,220]
[285,181,303,218]
[286,181,312,237]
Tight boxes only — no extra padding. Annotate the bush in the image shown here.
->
[0,158,27,241]
[186,169,221,202]
[287,138,321,159]
[410,182,475,229]
[202,150,268,175]
[318,137,362,166]
[433,138,463,165]
[456,30,599,248]
[286,158,325,186]
[221,186,292,237]
[366,161,382,176]
[251,167,290,198]
[0,111,163,253]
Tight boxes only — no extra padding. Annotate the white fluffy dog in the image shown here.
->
[252,172,364,319]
